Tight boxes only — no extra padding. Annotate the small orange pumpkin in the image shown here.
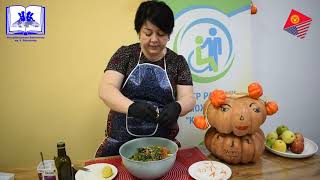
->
[210,89,226,108]
[193,116,208,129]
[248,82,263,99]
[251,1,257,14]
[205,127,265,164]
[266,101,278,115]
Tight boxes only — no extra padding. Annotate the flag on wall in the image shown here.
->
[283,9,312,39]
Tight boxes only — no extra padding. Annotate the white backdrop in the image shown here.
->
[251,0,320,145]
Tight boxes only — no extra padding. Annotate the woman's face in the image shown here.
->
[139,21,169,60]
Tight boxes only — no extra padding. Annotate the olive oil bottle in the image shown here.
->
[54,141,74,180]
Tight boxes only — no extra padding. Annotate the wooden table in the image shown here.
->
[208,151,320,180]
[1,150,319,180]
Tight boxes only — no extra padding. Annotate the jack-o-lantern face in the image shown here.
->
[205,94,267,136]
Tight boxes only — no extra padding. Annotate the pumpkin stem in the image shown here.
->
[201,102,211,129]
[204,101,210,116]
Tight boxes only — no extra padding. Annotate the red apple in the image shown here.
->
[290,139,304,154]
[295,132,304,143]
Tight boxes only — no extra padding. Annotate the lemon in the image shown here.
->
[102,165,113,178]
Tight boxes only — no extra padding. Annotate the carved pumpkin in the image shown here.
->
[195,83,278,164]
[205,127,265,164]
[204,92,267,136]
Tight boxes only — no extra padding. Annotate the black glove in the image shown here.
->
[128,102,158,121]
[156,101,181,127]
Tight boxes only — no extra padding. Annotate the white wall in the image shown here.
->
[251,0,320,145]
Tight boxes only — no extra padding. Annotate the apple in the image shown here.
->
[272,140,287,152]
[276,125,289,136]
[290,139,304,154]
[266,138,276,148]
[266,131,278,141]
[280,130,296,144]
[295,132,304,143]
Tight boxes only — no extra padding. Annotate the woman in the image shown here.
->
[96,0,196,157]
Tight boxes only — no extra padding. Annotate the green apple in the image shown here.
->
[276,125,289,136]
[280,130,296,144]
[266,138,276,148]
[272,139,287,152]
[266,131,278,141]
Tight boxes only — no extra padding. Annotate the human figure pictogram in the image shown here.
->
[201,27,222,67]
[195,36,217,72]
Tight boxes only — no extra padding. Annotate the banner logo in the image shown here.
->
[283,9,312,39]
[169,7,235,83]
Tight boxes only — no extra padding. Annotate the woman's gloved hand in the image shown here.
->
[128,102,158,121]
[156,101,181,127]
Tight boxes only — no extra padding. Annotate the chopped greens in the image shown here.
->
[129,145,171,162]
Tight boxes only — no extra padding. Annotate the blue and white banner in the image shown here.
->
[164,0,253,147]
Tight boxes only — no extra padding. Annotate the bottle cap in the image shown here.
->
[57,141,65,148]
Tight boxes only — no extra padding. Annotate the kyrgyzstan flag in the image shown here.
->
[283,9,312,39]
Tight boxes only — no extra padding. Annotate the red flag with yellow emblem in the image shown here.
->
[283,9,312,39]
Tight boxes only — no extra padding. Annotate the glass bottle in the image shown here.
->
[54,141,74,180]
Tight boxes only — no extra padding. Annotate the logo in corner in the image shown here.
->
[283,9,312,39]
[6,5,45,36]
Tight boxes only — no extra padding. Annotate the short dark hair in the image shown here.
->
[134,0,174,35]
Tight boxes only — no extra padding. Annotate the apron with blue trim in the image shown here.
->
[95,51,179,157]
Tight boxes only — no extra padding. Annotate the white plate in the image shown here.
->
[188,160,232,180]
[75,163,117,180]
[265,137,318,158]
